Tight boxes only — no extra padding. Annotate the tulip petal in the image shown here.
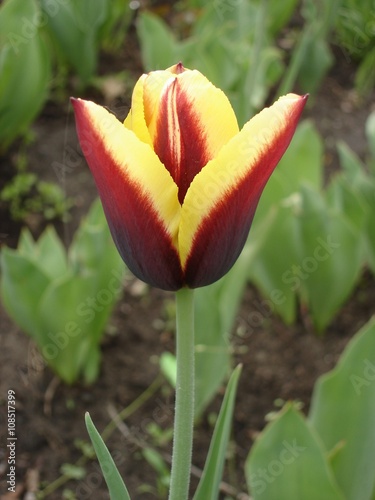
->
[72,98,184,290]
[179,94,308,288]
[143,69,177,128]
[123,74,152,146]
[124,70,175,146]
[150,70,239,203]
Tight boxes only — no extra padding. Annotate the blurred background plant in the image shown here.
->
[247,111,375,332]
[0,0,134,152]
[0,170,72,222]
[334,0,375,97]
[1,0,373,150]
[0,199,125,383]
[246,317,375,500]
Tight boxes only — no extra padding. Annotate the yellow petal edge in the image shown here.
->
[179,94,304,267]
[79,99,181,249]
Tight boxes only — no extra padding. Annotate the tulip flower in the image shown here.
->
[74,64,308,500]
[72,63,307,291]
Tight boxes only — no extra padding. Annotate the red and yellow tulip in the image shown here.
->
[72,63,307,291]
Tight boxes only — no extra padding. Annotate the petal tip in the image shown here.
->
[70,96,85,112]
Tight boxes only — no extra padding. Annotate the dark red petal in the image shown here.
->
[72,98,183,291]
[182,94,308,288]
[104,188,184,291]
[183,185,260,288]
[153,78,210,204]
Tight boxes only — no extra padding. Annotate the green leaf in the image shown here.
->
[246,404,345,499]
[297,38,333,94]
[279,120,324,191]
[194,283,231,418]
[38,272,104,383]
[0,0,51,149]
[137,12,176,71]
[254,120,323,221]
[18,228,36,255]
[192,1,258,42]
[365,207,375,274]
[35,226,68,280]
[1,200,124,385]
[355,46,375,98]
[60,463,86,480]
[249,202,300,325]
[85,413,130,500]
[193,365,242,500]
[366,111,375,166]
[326,175,368,231]
[159,352,177,387]
[142,448,170,481]
[267,0,299,36]
[297,185,363,331]
[0,249,49,339]
[334,169,375,276]
[40,0,108,84]
[69,200,124,281]
[100,0,132,51]
[309,317,375,499]
[337,140,367,180]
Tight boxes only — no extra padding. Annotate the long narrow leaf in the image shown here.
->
[85,412,131,500]
[193,365,242,500]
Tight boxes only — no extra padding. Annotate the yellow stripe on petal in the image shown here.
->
[78,99,181,248]
[149,69,239,157]
[150,69,240,204]
[123,74,153,146]
[175,70,239,155]
[143,70,176,133]
[179,94,307,268]
[125,69,177,146]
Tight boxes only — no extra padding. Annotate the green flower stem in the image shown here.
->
[168,287,195,500]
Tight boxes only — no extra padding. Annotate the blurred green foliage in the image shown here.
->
[334,0,375,96]
[137,0,295,124]
[247,317,375,499]
[0,0,133,151]
[0,171,72,221]
[248,112,375,331]
[39,0,132,86]
[0,0,51,151]
[0,199,125,384]
[137,0,348,123]
[1,0,372,149]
